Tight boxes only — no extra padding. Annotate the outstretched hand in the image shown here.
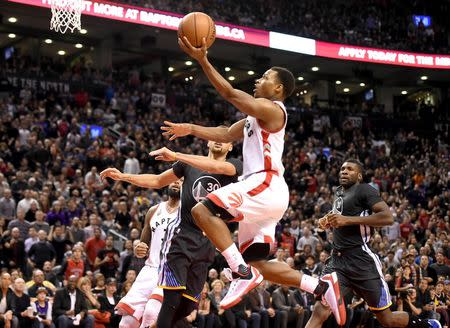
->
[100,168,124,181]
[149,147,177,162]
[161,121,192,140]
[178,36,207,62]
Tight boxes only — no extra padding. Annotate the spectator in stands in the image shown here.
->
[296,227,319,254]
[52,275,94,328]
[31,211,50,235]
[417,255,436,284]
[2,227,26,273]
[46,201,69,226]
[49,225,71,265]
[248,283,281,328]
[27,269,56,298]
[24,226,38,253]
[97,278,121,327]
[92,273,106,296]
[272,285,306,328]
[209,279,234,327]
[85,227,106,268]
[31,287,54,328]
[25,201,39,222]
[28,230,56,270]
[7,209,30,240]
[430,250,450,280]
[0,273,18,328]
[415,279,439,320]
[16,189,38,215]
[84,215,106,241]
[94,236,120,279]
[432,281,449,326]
[11,278,37,328]
[42,261,60,288]
[123,151,140,175]
[60,245,90,282]
[302,254,321,277]
[118,240,132,276]
[0,189,15,221]
[66,217,85,244]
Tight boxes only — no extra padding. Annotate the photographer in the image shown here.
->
[398,288,430,319]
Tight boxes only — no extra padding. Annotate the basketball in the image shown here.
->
[178,12,216,48]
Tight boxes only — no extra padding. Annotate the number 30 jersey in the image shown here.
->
[172,159,243,232]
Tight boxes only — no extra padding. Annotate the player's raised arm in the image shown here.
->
[178,37,289,130]
[161,119,244,143]
[149,146,238,176]
[100,167,178,189]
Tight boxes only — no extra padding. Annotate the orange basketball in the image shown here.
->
[178,12,216,48]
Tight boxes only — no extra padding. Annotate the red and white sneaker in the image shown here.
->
[220,265,263,309]
[321,272,346,326]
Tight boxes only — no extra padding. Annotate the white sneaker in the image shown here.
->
[220,265,263,309]
[321,272,346,326]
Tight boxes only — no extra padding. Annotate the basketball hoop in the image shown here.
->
[50,0,82,34]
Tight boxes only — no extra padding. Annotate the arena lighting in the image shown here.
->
[57,50,66,55]
[44,39,53,44]
[6,0,450,69]
[168,67,174,72]
[303,90,307,94]
[401,90,408,95]
[8,17,18,23]
[80,28,88,34]
[8,33,16,38]
[185,61,193,66]
[297,76,304,81]
[343,88,350,93]
[75,43,83,48]
[184,77,189,81]
[228,76,235,81]
[360,82,366,87]
[335,80,342,85]
[189,76,193,80]
[225,67,231,72]
[420,75,428,80]
[311,66,319,71]
[247,70,255,75]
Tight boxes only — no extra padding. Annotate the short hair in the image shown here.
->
[343,158,364,174]
[271,66,295,98]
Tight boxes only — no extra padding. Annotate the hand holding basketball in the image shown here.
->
[161,121,192,140]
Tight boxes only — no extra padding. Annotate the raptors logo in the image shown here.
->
[228,192,243,208]
[191,176,222,202]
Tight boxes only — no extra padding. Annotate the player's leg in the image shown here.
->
[305,301,331,328]
[375,308,441,328]
[156,289,184,328]
[117,265,158,327]
[141,289,164,328]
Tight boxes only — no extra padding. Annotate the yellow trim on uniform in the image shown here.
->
[368,302,392,311]
[182,293,199,303]
[158,285,186,290]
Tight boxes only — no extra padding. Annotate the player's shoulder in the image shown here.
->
[356,183,378,193]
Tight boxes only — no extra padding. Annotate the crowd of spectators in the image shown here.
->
[116,0,449,54]
[0,51,449,328]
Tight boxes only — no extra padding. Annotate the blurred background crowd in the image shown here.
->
[0,47,448,328]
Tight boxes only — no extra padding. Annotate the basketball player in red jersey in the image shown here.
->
[160,36,346,325]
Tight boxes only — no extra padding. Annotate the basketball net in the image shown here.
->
[50,0,82,34]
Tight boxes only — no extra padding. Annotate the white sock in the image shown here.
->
[300,274,319,294]
[222,243,247,272]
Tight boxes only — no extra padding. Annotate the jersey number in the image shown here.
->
[206,183,220,192]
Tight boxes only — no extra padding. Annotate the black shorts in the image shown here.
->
[159,225,215,302]
[322,245,392,311]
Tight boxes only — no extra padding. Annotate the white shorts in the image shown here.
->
[207,171,289,253]
[115,265,159,320]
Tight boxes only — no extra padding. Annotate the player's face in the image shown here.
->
[208,141,232,155]
[339,162,361,187]
[168,180,181,198]
[253,69,281,99]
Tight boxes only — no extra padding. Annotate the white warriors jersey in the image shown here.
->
[242,100,287,177]
[145,201,180,268]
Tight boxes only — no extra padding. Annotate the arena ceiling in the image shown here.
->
[1,1,449,96]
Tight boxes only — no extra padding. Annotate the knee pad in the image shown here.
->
[119,315,140,328]
[141,298,162,328]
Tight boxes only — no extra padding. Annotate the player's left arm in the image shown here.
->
[328,185,393,228]
[150,147,240,176]
[178,37,285,128]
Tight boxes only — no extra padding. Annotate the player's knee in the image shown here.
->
[191,203,207,223]
[375,311,394,327]
[119,315,140,328]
